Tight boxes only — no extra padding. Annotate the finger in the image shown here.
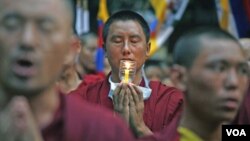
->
[115,84,126,113]
[11,97,31,132]
[11,97,43,141]
[118,88,125,109]
[113,84,122,107]
[123,87,131,107]
[124,93,129,108]
[129,94,135,109]
[129,84,140,104]
[119,83,129,106]
[114,83,122,95]
[133,84,143,101]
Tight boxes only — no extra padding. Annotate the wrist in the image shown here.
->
[134,123,153,138]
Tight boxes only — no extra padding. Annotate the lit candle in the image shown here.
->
[124,69,129,83]
[123,62,130,83]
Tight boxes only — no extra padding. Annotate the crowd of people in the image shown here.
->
[0,0,249,141]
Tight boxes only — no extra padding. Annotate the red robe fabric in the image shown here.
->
[82,72,106,84]
[72,75,183,133]
[42,93,134,141]
[233,85,250,124]
[138,112,181,141]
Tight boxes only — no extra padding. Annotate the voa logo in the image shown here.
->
[226,129,246,136]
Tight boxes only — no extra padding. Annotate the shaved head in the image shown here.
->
[173,27,242,69]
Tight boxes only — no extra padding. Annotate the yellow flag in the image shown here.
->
[150,0,167,24]
[149,0,168,56]
[97,0,109,22]
[219,0,229,30]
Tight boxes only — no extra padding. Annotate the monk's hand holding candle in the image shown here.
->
[113,83,130,123]
[128,84,153,137]
[113,60,137,123]
[0,96,43,141]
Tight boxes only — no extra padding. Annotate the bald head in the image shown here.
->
[173,27,242,69]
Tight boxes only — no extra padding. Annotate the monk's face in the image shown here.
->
[105,20,150,76]
[79,35,98,72]
[186,39,248,123]
[0,0,72,96]
[145,66,163,81]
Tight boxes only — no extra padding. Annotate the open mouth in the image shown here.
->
[12,58,37,78]
[18,59,33,67]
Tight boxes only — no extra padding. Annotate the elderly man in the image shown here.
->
[73,10,183,138]
[0,0,135,141]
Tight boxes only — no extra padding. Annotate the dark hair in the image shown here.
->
[102,10,150,43]
[173,26,241,69]
[79,32,97,46]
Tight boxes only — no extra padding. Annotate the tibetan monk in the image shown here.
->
[146,27,248,141]
[0,0,134,141]
[174,27,249,141]
[72,10,183,138]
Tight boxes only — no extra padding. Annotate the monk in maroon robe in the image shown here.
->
[42,93,134,141]
[140,28,249,141]
[72,10,183,138]
[0,0,134,141]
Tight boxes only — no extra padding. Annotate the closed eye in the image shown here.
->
[111,36,123,44]
[130,35,141,43]
[37,18,56,34]
[2,13,23,32]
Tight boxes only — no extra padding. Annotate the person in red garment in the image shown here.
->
[76,32,106,84]
[143,27,249,141]
[0,0,135,141]
[233,38,250,124]
[56,34,82,94]
[72,10,183,138]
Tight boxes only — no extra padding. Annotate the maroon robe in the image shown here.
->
[42,93,134,141]
[82,72,106,84]
[72,75,183,133]
[233,84,250,124]
[138,111,181,141]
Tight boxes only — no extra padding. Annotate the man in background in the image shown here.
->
[76,32,98,77]
[142,27,248,141]
[171,27,248,141]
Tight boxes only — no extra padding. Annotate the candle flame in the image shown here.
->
[125,61,131,69]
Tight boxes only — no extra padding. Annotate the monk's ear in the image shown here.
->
[145,42,151,58]
[171,64,187,91]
